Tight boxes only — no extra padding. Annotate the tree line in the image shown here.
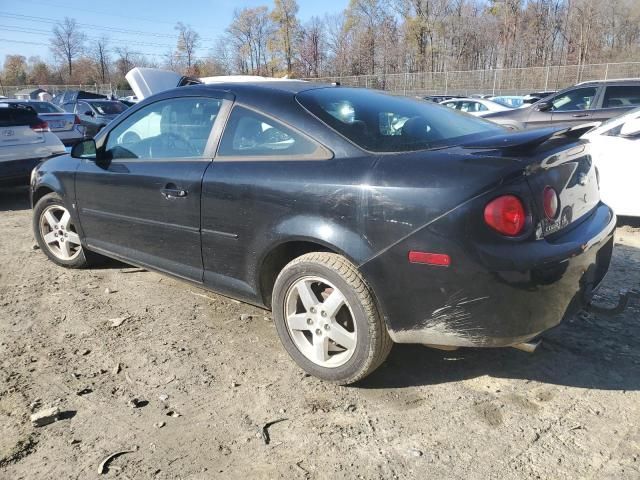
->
[1,0,639,89]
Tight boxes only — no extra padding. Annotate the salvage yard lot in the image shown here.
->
[1,186,639,479]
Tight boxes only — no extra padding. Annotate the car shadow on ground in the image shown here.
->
[0,186,31,212]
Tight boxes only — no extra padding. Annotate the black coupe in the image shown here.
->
[30,82,615,384]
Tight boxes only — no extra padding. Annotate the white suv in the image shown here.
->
[1,103,66,186]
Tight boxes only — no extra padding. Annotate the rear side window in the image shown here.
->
[217,106,331,160]
[602,86,640,108]
[297,87,502,153]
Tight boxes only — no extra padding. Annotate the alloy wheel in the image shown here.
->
[284,276,357,368]
[39,205,82,261]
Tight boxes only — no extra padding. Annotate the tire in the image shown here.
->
[33,192,95,268]
[272,252,392,385]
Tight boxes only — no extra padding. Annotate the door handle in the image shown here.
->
[572,113,589,118]
[161,187,187,199]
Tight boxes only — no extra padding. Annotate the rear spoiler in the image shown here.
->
[462,123,599,154]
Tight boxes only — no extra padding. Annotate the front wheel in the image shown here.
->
[272,252,392,385]
[33,192,92,268]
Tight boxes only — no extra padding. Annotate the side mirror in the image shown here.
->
[71,138,97,160]
[84,110,94,117]
[536,101,552,112]
[620,117,640,137]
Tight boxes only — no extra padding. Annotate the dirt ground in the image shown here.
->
[1,186,639,480]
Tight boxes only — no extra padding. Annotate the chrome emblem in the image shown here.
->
[578,173,588,186]
[1,129,15,137]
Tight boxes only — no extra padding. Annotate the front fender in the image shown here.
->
[30,155,82,238]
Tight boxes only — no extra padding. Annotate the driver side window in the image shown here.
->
[105,97,222,160]
[551,87,597,112]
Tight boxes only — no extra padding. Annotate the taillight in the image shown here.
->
[74,115,82,125]
[543,186,559,219]
[484,195,526,236]
[30,120,49,132]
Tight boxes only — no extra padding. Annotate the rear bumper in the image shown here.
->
[0,157,44,186]
[53,126,87,146]
[361,203,616,347]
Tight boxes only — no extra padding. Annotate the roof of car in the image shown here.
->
[575,78,640,86]
[195,80,329,95]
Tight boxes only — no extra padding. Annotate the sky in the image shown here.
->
[0,0,349,65]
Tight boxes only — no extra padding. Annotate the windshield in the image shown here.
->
[297,88,503,152]
[89,101,127,115]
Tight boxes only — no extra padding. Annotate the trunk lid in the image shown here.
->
[462,125,600,237]
[37,113,75,132]
[0,125,45,147]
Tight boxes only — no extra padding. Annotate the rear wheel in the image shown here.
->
[272,252,392,384]
[33,193,93,268]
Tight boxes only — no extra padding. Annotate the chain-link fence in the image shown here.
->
[3,62,639,100]
[0,83,134,99]
[305,62,640,97]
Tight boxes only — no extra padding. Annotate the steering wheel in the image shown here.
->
[149,132,199,158]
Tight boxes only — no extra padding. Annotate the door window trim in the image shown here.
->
[99,95,233,163]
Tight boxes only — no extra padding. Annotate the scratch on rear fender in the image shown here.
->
[388,290,490,346]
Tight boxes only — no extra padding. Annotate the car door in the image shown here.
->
[590,85,640,123]
[590,112,640,216]
[548,86,598,126]
[75,94,230,281]
[199,105,333,300]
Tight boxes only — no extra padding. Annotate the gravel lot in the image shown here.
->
[1,186,639,479]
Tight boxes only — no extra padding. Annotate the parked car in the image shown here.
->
[3,100,86,146]
[1,103,65,186]
[441,98,511,116]
[483,80,640,130]
[523,91,557,104]
[52,89,109,106]
[422,94,464,103]
[582,106,640,217]
[53,90,128,136]
[490,95,525,108]
[62,99,128,136]
[31,82,615,384]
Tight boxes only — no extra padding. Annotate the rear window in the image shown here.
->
[27,102,64,113]
[297,88,503,152]
[0,104,38,126]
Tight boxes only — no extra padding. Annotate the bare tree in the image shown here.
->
[299,16,325,77]
[50,17,86,78]
[227,7,275,75]
[114,46,136,80]
[271,0,300,76]
[91,36,110,83]
[175,22,201,73]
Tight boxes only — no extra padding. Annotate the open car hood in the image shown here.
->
[126,67,296,100]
